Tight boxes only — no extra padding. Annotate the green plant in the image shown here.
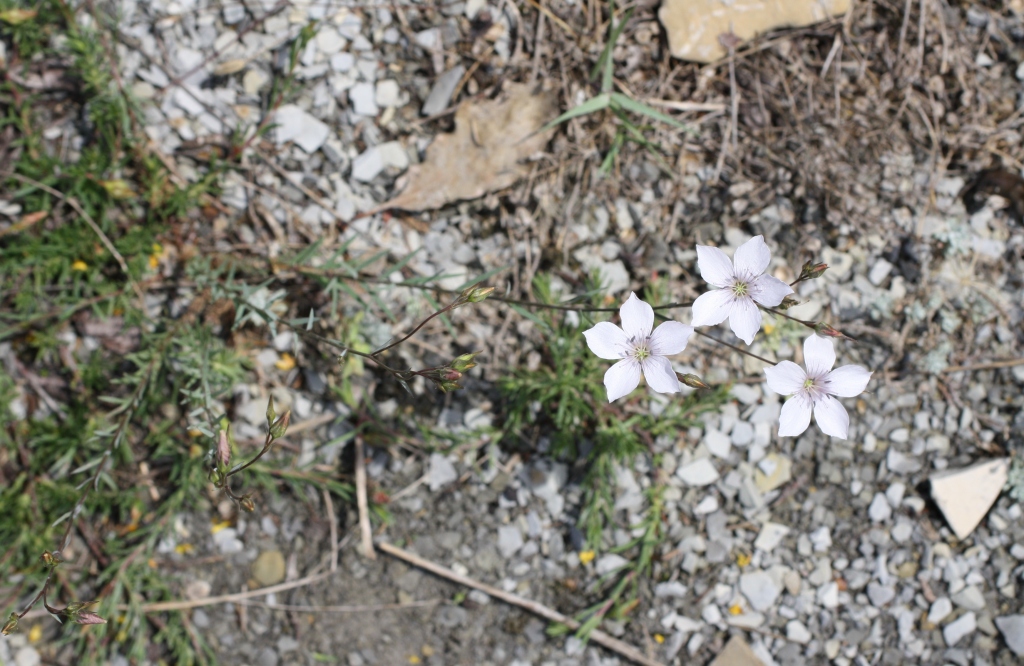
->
[540,0,691,174]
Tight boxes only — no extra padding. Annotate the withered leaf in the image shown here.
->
[381,83,558,212]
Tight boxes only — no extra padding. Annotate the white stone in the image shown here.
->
[704,428,731,458]
[348,81,378,116]
[375,79,402,108]
[868,258,893,286]
[427,453,457,491]
[350,141,408,182]
[677,458,720,487]
[497,525,524,559]
[694,495,719,515]
[316,29,346,55]
[943,611,976,646]
[867,582,895,607]
[730,421,754,446]
[951,585,986,611]
[809,526,832,552]
[995,615,1024,656]
[654,581,688,598]
[739,570,780,611]
[929,458,1010,540]
[817,581,839,608]
[928,597,952,624]
[753,522,790,552]
[272,104,330,153]
[14,647,41,666]
[330,52,355,72]
[595,553,629,576]
[786,620,812,644]
[885,482,906,507]
[868,493,892,523]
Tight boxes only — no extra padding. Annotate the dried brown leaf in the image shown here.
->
[382,84,558,212]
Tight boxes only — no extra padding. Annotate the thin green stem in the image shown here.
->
[693,330,777,366]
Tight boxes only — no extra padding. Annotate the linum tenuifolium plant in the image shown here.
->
[584,236,873,439]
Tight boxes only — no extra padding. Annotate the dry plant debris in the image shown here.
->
[658,0,851,62]
[380,83,558,212]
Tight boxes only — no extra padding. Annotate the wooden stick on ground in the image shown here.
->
[377,541,665,666]
[355,436,376,560]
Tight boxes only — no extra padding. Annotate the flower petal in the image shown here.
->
[696,245,735,288]
[583,322,629,360]
[732,235,771,278]
[803,334,836,377]
[619,292,654,341]
[778,393,813,437]
[649,321,694,356]
[813,394,850,439]
[823,364,872,397]
[728,296,762,345]
[764,361,807,396]
[690,289,734,327]
[641,356,680,394]
[604,359,641,402]
[750,274,794,308]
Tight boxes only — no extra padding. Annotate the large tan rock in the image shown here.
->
[929,458,1010,541]
[659,0,851,63]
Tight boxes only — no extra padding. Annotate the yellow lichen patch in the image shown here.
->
[578,550,595,565]
[763,322,776,335]
[27,624,42,643]
[654,633,664,644]
[736,552,751,568]
[71,260,88,271]
[275,353,296,371]
[174,543,194,555]
[728,603,744,615]
[408,656,421,664]
[211,519,232,535]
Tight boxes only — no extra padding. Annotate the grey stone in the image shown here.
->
[422,66,465,116]
[951,585,986,611]
[867,582,896,607]
[254,647,279,666]
[375,79,402,108]
[995,615,1024,656]
[869,492,892,523]
[739,570,780,611]
[595,553,629,576]
[427,453,458,491]
[676,458,719,486]
[654,581,688,598]
[348,82,378,116]
[928,597,952,624]
[273,104,330,153]
[14,648,41,666]
[943,611,976,646]
[497,525,523,558]
[786,620,812,644]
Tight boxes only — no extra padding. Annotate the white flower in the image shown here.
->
[691,235,794,345]
[764,335,872,439]
[583,293,694,402]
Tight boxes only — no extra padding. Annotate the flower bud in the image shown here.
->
[239,496,256,512]
[777,295,801,311]
[677,373,711,390]
[41,550,63,567]
[462,286,494,303]
[800,261,828,280]
[265,396,276,426]
[450,352,480,373]
[269,410,291,440]
[813,322,847,339]
[2,612,18,635]
[438,380,463,393]
[216,429,231,468]
[62,601,107,626]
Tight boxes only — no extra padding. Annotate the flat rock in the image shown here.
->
[709,635,765,666]
[659,0,850,63]
[273,104,330,153]
[497,525,524,558]
[995,615,1024,656]
[929,458,1009,540]
[739,570,780,611]
[351,141,409,182]
[754,453,791,492]
[928,597,953,624]
[753,522,789,552]
[943,611,976,647]
[704,428,732,458]
[252,550,286,586]
[677,458,720,486]
[422,66,465,116]
[427,453,458,491]
[951,585,986,611]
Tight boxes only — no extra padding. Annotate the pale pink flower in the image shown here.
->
[583,293,694,402]
[764,335,872,439]
[691,235,794,345]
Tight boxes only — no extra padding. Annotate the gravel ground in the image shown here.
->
[4,1,1024,665]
